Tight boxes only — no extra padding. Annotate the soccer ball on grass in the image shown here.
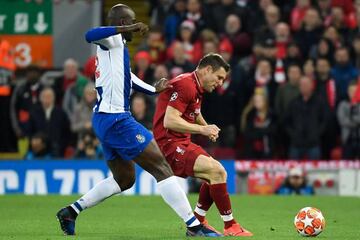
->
[294,207,325,237]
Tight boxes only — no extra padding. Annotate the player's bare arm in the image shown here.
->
[164,106,219,137]
[114,22,149,35]
[196,113,219,142]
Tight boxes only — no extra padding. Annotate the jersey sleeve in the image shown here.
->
[167,82,194,113]
[131,72,156,95]
[85,27,123,49]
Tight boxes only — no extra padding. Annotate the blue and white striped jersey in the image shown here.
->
[85,27,156,113]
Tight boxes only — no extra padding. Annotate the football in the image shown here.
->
[294,207,326,237]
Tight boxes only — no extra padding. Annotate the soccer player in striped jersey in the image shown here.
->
[56,4,220,237]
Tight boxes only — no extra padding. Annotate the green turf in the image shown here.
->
[0,195,359,239]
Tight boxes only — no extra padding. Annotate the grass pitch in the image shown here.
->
[0,195,359,239]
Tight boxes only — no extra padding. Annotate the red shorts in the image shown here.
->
[160,141,209,178]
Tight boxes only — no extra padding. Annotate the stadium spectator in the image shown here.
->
[274,22,291,60]
[294,8,323,58]
[247,59,277,108]
[138,27,166,64]
[25,132,50,160]
[62,71,89,118]
[316,0,332,20]
[28,88,71,157]
[202,40,218,56]
[165,41,195,78]
[309,38,335,64]
[209,0,247,34]
[75,130,103,159]
[303,58,315,78]
[164,0,187,45]
[285,76,328,160]
[323,25,343,48]
[254,5,280,45]
[275,64,302,125]
[10,65,43,138]
[337,81,360,159]
[315,58,338,159]
[150,0,174,27]
[326,7,350,38]
[221,14,252,61]
[241,88,275,159]
[130,93,153,130]
[290,0,311,31]
[331,47,358,102]
[53,58,88,105]
[71,82,96,137]
[248,0,274,30]
[133,51,154,84]
[283,42,303,67]
[184,0,208,32]
[167,20,202,64]
[275,167,314,195]
[274,64,302,157]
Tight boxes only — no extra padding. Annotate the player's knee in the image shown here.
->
[154,159,173,182]
[209,161,227,183]
[114,173,135,191]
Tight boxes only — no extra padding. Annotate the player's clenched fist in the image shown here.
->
[134,22,149,35]
[200,124,220,138]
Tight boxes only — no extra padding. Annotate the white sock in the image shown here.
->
[157,176,200,227]
[71,177,121,213]
[221,213,234,222]
[194,205,207,217]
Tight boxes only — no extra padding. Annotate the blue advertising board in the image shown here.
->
[0,160,236,195]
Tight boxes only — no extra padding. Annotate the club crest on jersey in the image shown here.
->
[136,134,146,143]
[170,92,178,101]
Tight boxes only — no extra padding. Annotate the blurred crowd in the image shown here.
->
[1,0,360,160]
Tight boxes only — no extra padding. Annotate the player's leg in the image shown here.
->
[56,156,134,235]
[133,140,221,237]
[193,155,253,236]
[70,158,135,214]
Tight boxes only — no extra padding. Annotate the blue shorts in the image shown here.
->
[92,112,153,161]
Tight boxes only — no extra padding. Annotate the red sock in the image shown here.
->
[209,183,236,228]
[194,182,213,222]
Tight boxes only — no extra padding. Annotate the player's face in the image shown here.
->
[203,66,227,92]
[116,9,136,42]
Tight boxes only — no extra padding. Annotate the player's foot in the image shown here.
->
[56,207,76,235]
[186,224,223,237]
[201,219,222,235]
[224,223,253,237]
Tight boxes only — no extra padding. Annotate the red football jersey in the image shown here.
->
[153,71,204,147]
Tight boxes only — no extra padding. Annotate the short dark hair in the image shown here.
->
[197,53,230,72]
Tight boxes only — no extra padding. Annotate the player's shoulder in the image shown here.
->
[170,72,196,90]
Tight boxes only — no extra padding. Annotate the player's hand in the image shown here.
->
[200,124,220,138]
[209,134,219,142]
[134,22,149,35]
[154,78,173,93]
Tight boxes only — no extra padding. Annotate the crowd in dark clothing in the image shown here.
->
[1,0,360,160]
[146,0,360,160]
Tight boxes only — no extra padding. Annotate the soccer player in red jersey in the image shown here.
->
[153,53,253,236]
